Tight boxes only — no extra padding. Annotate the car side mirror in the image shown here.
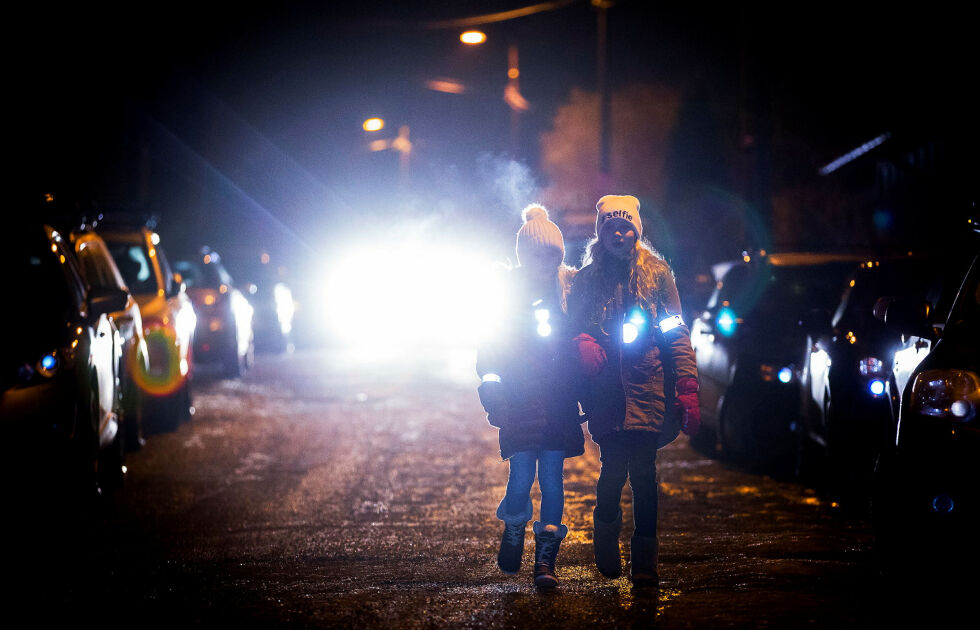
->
[88,286,130,318]
[874,296,934,339]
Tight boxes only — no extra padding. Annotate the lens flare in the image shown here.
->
[131,326,187,397]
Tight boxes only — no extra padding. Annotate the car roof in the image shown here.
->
[764,252,873,266]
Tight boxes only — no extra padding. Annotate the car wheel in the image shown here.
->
[97,416,126,495]
[224,351,244,378]
[123,384,146,452]
[64,383,103,507]
[718,400,743,465]
[871,450,902,578]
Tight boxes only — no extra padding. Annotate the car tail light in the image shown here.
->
[909,369,980,422]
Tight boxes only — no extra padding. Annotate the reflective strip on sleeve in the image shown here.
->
[658,314,684,334]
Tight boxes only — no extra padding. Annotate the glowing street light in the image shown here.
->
[460,30,486,45]
[362,117,385,132]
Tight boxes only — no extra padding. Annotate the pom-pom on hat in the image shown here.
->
[516,203,565,264]
[595,194,642,239]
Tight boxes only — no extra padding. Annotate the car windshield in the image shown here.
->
[173,259,231,289]
[104,240,158,295]
[835,259,940,328]
[733,262,856,331]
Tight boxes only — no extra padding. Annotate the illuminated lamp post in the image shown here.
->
[460,30,487,45]
[363,117,412,188]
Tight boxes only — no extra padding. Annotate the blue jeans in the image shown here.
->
[499,450,565,526]
[595,431,659,538]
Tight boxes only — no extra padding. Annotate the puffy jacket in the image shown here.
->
[476,265,585,460]
[567,258,698,445]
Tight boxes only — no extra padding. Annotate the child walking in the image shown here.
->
[567,194,701,587]
[476,204,585,589]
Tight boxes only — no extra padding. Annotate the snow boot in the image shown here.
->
[630,535,659,587]
[532,521,568,589]
[593,508,623,578]
[496,498,532,574]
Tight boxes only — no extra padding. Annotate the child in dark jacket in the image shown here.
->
[476,204,585,589]
[567,194,701,587]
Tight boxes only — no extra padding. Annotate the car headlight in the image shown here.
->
[910,369,980,422]
[35,352,60,378]
[760,364,794,383]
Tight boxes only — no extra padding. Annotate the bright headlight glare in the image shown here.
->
[274,283,294,335]
[910,369,980,422]
[322,233,505,349]
[534,308,550,323]
[537,322,552,337]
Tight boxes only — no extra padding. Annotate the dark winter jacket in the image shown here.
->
[476,265,585,460]
[567,256,698,446]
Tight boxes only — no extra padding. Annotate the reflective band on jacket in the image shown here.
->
[658,314,684,334]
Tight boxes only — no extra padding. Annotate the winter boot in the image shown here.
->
[593,508,623,579]
[532,521,568,589]
[496,499,532,574]
[629,535,659,587]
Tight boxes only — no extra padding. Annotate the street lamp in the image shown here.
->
[362,117,385,132]
[460,30,486,45]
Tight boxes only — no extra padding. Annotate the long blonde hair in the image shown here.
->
[575,236,672,323]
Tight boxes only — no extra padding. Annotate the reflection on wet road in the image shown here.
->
[17,347,908,628]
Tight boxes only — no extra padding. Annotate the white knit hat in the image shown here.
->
[516,203,564,264]
[595,194,642,239]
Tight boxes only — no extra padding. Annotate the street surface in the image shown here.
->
[8,347,931,628]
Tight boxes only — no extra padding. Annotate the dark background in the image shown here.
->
[12,1,977,282]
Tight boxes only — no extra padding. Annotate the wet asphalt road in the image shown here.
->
[7,347,946,628]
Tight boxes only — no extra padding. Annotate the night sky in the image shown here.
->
[14,1,976,277]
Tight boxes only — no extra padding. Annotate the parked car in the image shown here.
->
[689,251,867,471]
[173,249,254,377]
[70,223,150,452]
[99,224,196,432]
[1,221,128,499]
[240,256,295,354]
[794,255,953,498]
[247,278,295,353]
[873,218,980,573]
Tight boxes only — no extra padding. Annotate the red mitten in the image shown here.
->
[573,333,607,377]
[676,376,701,436]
